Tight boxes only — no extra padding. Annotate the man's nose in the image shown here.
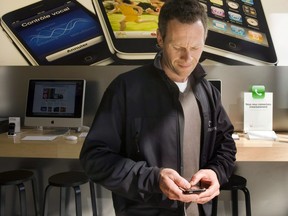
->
[182,49,193,61]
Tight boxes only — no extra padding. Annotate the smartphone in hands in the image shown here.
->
[180,186,206,194]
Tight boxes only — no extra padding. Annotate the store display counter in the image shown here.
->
[1,130,288,161]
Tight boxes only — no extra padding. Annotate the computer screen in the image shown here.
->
[24,79,86,129]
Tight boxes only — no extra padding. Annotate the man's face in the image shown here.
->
[157,19,205,82]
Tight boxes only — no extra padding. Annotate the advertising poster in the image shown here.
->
[0,0,287,66]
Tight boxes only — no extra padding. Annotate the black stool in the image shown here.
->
[0,170,39,216]
[42,171,97,216]
[212,174,251,216]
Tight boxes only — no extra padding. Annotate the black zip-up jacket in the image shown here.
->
[80,63,236,216]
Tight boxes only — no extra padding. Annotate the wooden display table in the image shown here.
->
[0,129,83,159]
[1,129,288,161]
[235,133,288,162]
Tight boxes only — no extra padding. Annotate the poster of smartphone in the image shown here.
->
[0,0,113,65]
[92,0,162,61]
[199,0,278,65]
[93,0,277,65]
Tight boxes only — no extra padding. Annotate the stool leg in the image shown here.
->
[231,190,238,216]
[0,187,4,216]
[17,183,27,216]
[42,185,52,216]
[211,196,218,216]
[73,186,82,216]
[31,177,39,216]
[60,187,66,216]
[241,187,252,216]
[89,181,98,216]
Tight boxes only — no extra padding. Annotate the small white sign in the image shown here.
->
[243,92,273,132]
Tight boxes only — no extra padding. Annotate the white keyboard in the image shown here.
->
[21,135,58,141]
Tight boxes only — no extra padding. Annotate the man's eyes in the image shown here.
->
[172,45,200,51]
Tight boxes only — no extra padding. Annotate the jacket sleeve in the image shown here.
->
[202,82,237,185]
[212,101,237,185]
[79,78,162,202]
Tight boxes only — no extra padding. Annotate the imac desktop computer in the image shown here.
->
[24,79,86,134]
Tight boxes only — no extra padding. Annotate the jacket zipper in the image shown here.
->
[135,131,140,153]
[134,118,142,153]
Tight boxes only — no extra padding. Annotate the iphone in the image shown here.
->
[1,0,113,65]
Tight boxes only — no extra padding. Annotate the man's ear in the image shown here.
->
[156,29,164,48]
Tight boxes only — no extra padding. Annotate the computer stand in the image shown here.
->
[36,126,70,136]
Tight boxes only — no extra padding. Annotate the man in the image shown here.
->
[80,0,236,215]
